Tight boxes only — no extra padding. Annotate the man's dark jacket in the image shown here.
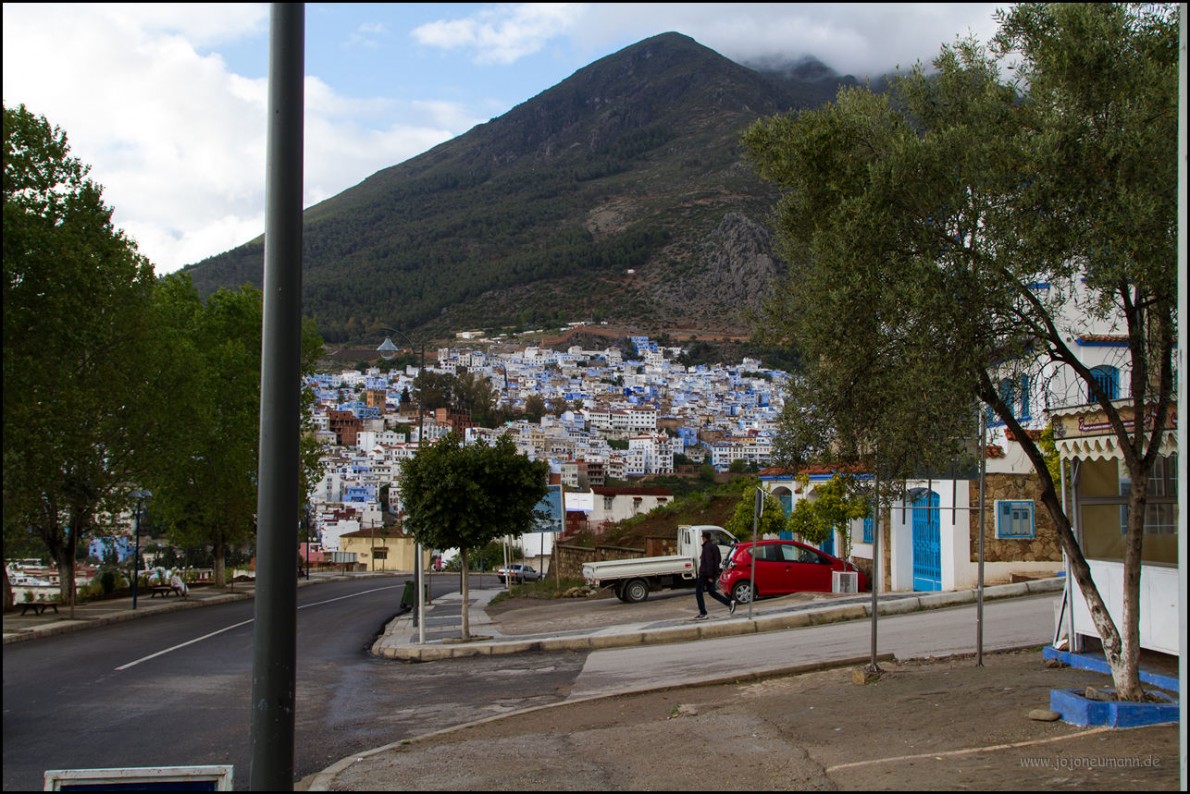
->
[698,539,722,580]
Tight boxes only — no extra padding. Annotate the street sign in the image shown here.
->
[44,765,233,791]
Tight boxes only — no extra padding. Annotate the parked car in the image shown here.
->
[718,539,868,603]
[496,563,543,584]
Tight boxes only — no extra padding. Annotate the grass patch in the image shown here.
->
[490,576,589,605]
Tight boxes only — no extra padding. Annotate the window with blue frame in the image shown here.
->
[996,500,1035,539]
[987,375,1031,427]
[1087,365,1120,403]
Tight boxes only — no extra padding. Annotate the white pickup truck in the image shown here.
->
[582,524,738,603]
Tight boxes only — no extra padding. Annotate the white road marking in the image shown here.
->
[115,585,403,670]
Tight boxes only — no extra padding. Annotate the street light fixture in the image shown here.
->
[129,489,152,609]
[378,327,428,642]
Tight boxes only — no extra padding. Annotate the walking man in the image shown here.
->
[693,529,735,620]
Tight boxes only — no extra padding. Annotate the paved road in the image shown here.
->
[2,577,1069,792]
[5,575,577,792]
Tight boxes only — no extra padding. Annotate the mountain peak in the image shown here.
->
[183,34,853,343]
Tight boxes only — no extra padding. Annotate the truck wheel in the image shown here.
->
[622,578,650,603]
[731,581,754,604]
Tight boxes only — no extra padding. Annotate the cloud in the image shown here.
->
[418,3,1002,77]
[3,4,477,274]
[412,3,588,65]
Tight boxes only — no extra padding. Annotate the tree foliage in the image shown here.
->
[789,475,871,560]
[411,369,498,426]
[400,432,549,639]
[3,103,156,610]
[743,4,1178,700]
[723,480,787,542]
[135,274,324,586]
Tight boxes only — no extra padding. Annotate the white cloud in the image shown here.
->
[3,4,478,274]
[559,3,1002,77]
[412,3,588,65]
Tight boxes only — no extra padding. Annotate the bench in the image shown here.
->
[149,585,185,598]
[19,602,60,616]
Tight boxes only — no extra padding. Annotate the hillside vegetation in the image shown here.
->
[181,33,858,343]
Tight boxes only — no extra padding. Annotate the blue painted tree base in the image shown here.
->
[1043,646,1180,728]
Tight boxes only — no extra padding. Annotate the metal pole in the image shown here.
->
[250,4,303,790]
[869,464,881,673]
[379,327,427,635]
[976,407,987,666]
[415,339,426,644]
[132,499,142,614]
[748,486,761,620]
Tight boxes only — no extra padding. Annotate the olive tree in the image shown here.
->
[743,4,1178,700]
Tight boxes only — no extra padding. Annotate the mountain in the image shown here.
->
[180,33,858,344]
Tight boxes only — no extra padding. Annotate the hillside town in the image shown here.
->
[306,332,786,562]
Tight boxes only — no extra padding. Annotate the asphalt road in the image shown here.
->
[3,574,586,792]
[3,579,1062,792]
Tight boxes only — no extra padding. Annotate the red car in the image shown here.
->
[718,539,868,603]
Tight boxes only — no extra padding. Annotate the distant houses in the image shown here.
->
[304,335,785,561]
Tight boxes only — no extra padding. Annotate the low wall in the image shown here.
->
[556,544,647,579]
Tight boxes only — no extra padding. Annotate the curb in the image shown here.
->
[374,577,1065,661]
[2,574,370,645]
[2,592,254,645]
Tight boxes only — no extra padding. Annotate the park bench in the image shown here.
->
[19,601,60,616]
[149,584,186,598]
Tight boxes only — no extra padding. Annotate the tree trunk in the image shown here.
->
[979,370,1143,700]
[56,545,76,619]
[460,548,471,641]
[213,536,226,588]
[1112,469,1149,701]
[1036,484,1134,694]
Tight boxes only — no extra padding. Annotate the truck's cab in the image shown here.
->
[678,524,737,562]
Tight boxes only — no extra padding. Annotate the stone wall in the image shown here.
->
[967,474,1062,563]
[555,543,647,579]
[555,535,678,578]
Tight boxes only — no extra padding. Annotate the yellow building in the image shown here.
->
[337,527,427,571]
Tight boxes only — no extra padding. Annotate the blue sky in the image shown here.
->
[3,3,1002,275]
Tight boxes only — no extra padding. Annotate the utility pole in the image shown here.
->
[250,4,303,790]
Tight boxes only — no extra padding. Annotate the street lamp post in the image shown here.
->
[379,327,427,640]
[303,505,311,580]
[129,489,151,609]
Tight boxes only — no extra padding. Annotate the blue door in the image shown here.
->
[819,532,834,557]
[912,491,941,591]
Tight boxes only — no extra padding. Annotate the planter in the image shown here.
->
[1049,686,1178,728]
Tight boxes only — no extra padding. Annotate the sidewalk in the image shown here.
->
[371,577,1067,661]
[4,574,1066,653]
[315,576,1180,793]
[3,571,353,643]
[3,580,257,644]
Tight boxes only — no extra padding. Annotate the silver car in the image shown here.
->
[496,563,543,584]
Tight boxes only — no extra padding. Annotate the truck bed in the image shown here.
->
[582,555,697,584]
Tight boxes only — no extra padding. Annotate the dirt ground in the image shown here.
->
[317,594,1181,791]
